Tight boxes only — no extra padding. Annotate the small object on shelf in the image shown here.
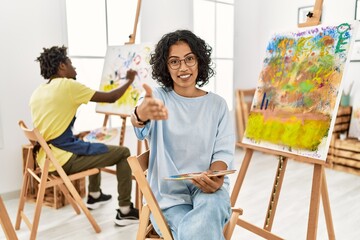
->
[339,132,347,140]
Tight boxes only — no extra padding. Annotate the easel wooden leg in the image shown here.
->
[102,114,109,128]
[237,218,284,240]
[264,156,288,231]
[230,149,253,206]
[307,164,323,240]
[119,116,127,146]
[321,168,335,240]
[232,143,335,239]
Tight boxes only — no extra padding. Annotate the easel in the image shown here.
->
[96,0,147,158]
[231,143,334,239]
[231,0,335,239]
[97,0,146,209]
[298,0,323,28]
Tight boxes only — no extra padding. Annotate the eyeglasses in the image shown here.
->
[167,54,197,70]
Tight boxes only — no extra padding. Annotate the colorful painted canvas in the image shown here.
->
[96,43,156,115]
[242,22,358,161]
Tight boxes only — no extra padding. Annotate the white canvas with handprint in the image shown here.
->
[96,43,156,115]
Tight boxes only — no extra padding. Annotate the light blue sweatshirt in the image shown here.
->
[134,87,235,209]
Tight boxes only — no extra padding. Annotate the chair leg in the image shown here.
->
[48,175,80,214]
[138,204,151,240]
[57,170,101,233]
[224,208,242,240]
[56,182,81,215]
[16,148,35,230]
[136,182,142,212]
[0,196,18,240]
[15,170,30,230]
[30,163,50,240]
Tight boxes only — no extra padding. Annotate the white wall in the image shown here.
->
[140,0,193,43]
[0,0,67,195]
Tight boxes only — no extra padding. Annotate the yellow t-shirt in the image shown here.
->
[29,78,96,171]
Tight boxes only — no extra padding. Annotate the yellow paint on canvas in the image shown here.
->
[115,86,140,107]
[245,112,330,151]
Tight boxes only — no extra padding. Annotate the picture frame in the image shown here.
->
[297,6,314,24]
[350,40,360,62]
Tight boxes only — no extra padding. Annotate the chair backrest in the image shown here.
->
[18,121,37,146]
[137,149,150,172]
[127,150,173,240]
[18,120,61,171]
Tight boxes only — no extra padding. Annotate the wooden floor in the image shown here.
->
[1,148,360,240]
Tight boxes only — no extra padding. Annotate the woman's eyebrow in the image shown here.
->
[168,52,194,59]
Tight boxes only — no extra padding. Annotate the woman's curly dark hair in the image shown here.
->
[150,30,214,89]
[36,45,68,79]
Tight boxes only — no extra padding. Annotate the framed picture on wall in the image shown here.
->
[351,40,360,62]
[298,6,313,24]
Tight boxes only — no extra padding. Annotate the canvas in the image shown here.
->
[242,22,358,161]
[96,43,156,115]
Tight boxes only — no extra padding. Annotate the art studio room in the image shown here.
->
[1,0,360,239]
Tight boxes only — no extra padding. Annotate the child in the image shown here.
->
[30,45,139,226]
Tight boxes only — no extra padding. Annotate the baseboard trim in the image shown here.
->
[0,190,20,201]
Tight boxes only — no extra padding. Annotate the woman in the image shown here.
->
[131,30,235,240]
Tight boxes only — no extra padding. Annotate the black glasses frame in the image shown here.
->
[167,55,197,70]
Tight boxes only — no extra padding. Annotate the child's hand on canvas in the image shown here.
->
[126,69,137,84]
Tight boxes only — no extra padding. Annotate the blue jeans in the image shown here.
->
[151,186,231,240]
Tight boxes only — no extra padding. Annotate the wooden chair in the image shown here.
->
[235,88,255,142]
[0,196,18,240]
[127,150,243,240]
[16,120,101,240]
